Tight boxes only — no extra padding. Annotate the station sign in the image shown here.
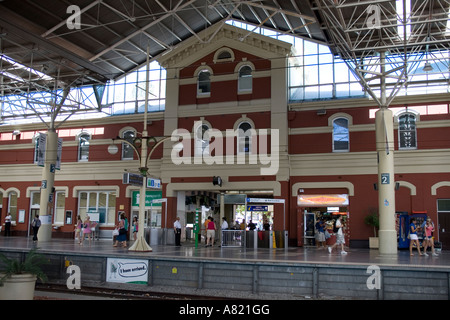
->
[247,205,268,211]
[131,190,163,207]
[297,194,349,207]
[123,173,161,189]
[123,172,143,186]
[247,198,285,204]
[147,178,161,189]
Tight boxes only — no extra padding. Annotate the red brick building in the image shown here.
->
[1,24,449,248]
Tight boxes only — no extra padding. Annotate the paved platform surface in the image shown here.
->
[0,237,448,270]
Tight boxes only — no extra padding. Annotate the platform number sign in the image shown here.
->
[381,173,390,185]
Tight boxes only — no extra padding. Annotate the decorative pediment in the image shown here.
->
[158,22,292,69]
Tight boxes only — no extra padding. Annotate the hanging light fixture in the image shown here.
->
[423,62,433,72]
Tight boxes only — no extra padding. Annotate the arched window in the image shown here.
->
[78,132,91,161]
[398,113,417,149]
[218,51,232,60]
[238,65,253,92]
[122,130,136,160]
[197,70,211,95]
[8,191,18,222]
[194,123,210,156]
[332,117,349,152]
[213,48,234,63]
[238,121,253,154]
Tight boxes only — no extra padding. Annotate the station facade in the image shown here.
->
[0,24,449,248]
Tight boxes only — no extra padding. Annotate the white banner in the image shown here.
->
[37,133,46,167]
[106,258,148,284]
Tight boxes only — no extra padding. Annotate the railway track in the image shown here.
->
[35,283,234,300]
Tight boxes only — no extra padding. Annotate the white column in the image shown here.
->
[375,108,397,254]
[37,129,57,241]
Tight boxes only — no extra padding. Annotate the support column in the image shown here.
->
[375,51,397,255]
[38,129,57,241]
[375,112,397,254]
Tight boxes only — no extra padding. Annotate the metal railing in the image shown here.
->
[221,230,246,247]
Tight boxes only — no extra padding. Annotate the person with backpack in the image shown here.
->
[328,215,347,255]
[31,214,41,242]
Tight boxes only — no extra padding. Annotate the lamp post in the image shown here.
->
[109,134,170,251]
[108,46,170,251]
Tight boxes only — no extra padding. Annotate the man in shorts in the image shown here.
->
[328,215,347,255]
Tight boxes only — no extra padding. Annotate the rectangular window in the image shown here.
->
[54,192,66,224]
[333,118,350,152]
[78,191,116,225]
[438,199,450,212]
[8,192,18,221]
[398,113,417,149]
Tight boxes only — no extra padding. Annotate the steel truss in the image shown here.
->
[312,0,450,107]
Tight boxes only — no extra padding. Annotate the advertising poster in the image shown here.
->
[106,258,149,284]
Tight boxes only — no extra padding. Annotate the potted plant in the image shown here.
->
[0,248,48,300]
[364,209,380,249]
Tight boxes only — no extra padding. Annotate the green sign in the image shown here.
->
[131,190,163,207]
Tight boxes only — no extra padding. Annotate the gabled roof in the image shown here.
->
[157,23,293,69]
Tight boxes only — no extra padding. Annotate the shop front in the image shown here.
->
[130,190,166,244]
[297,194,349,247]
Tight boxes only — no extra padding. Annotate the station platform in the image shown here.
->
[0,237,449,300]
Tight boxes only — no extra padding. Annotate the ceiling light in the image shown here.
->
[423,62,433,72]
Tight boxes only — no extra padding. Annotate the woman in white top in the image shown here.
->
[4,213,11,236]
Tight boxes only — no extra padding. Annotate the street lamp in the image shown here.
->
[108,134,170,251]
[107,45,171,252]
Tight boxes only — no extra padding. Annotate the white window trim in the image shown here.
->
[194,65,213,98]
[76,131,91,162]
[120,127,137,160]
[331,116,350,153]
[396,111,419,150]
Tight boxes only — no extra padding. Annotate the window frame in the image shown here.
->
[238,65,253,93]
[397,112,418,150]
[332,117,350,153]
[77,132,91,162]
[194,122,211,157]
[121,129,136,160]
[197,69,212,96]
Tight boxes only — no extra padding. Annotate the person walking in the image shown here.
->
[132,216,138,241]
[328,215,347,255]
[80,215,92,246]
[221,217,229,246]
[4,213,11,236]
[315,218,326,249]
[206,217,216,247]
[114,213,127,247]
[423,218,438,256]
[75,215,83,242]
[31,214,41,242]
[409,218,423,256]
[174,217,182,246]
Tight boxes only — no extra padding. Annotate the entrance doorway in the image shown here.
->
[438,199,450,249]
[28,208,40,237]
[438,212,450,249]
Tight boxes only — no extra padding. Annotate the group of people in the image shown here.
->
[74,215,96,246]
[314,215,347,255]
[314,215,440,257]
[409,217,439,256]
[75,213,139,248]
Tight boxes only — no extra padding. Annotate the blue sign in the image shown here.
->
[247,205,268,211]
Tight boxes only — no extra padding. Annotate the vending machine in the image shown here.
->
[397,212,409,249]
[397,211,428,249]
